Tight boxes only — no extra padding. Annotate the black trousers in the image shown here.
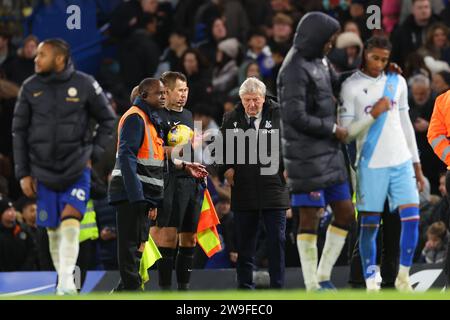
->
[349,201,400,287]
[115,201,150,290]
[77,239,97,289]
[234,210,286,289]
[445,171,450,285]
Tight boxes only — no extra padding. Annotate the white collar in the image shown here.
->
[246,111,262,120]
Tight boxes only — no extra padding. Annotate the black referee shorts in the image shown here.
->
[156,174,201,233]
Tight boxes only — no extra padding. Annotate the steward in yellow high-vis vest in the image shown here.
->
[79,199,99,242]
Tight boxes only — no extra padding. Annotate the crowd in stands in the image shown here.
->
[0,0,449,275]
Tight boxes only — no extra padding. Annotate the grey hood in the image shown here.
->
[294,12,340,59]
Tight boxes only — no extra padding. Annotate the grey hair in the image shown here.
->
[408,74,430,88]
[239,77,266,97]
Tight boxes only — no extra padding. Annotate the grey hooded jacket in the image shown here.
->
[277,12,348,193]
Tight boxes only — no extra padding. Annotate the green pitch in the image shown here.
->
[3,289,450,300]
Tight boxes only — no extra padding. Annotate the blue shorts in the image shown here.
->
[356,159,419,212]
[291,182,351,208]
[36,168,91,228]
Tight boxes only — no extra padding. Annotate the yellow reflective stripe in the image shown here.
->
[197,228,220,253]
[80,223,97,230]
[431,135,447,149]
[79,201,99,242]
[137,158,164,167]
[137,174,164,186]
[441,146,450,161]
[113,154,164,166]
[111,169,164,187]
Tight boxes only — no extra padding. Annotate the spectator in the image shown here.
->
[241,0,272,30]
[0,31,14,70]
[382,0,402,35]
[404,51,432,79]
[173,0,208,41]
[229,61,263,100]
[328,31,363,72]
[212,38,240,107]
[197,17,228,66]
[0,175,8,197]
[0,71,19,160]
[141,0,174,50]
[110,0,173,47]
[206,168,231,203]
[222,95,237,116]
[348,0,372,41]
[119,14,161,93]
[245,28,275,88]
[14,196,53,270]
[266,0,301,27]
[440,4,450,28]
[268,13,294,60]
[3,35,38,86]
[408,74,445,194]
[319,0,351,25]
[421,221,449,264]
[0,197,37,271]
[181,48,213,108]
[192,103,220,164]
[431,70,450,95]
[418,22,450,65]
[94,197,118,270]
[16,196,36,229]
[96,59,130,115]
[390,0,441,69]
[421,173,450,237]
[399,0,446,24]
[343,20,362,38]
[109,0,150,39]
[268,13,294,83]
[195,0,250,42]
[154,29,190,78]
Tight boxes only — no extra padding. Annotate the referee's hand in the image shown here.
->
[148,207,157,220]
[185,162,208,179]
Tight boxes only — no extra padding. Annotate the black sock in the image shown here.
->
[298,229,317,235]
[176,247,195,290]
[157,247,175,289]
[331,221,351,231]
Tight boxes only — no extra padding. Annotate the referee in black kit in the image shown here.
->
[150,71,204,291]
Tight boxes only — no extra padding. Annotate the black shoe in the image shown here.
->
[160,285,172,291]
[178,283,190,291]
